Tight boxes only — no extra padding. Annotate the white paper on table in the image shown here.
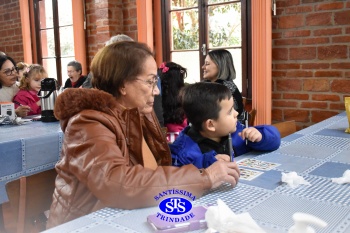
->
[331,170,350,184]
[205,199,266,233]
[281,172,311,189]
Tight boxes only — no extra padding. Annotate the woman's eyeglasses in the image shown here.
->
[135,75,159,91]
[2,66,18,76]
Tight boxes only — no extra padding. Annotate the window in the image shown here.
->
[33,0,75,86]
[161,0,251,97]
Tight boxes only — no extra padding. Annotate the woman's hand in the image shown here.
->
[205,161,240,189]
[15,105,31,117]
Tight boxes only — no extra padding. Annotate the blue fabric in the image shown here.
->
[170,123,281,169]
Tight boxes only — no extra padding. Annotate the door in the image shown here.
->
[162,0,250,97]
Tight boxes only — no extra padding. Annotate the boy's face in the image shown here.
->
[212,97,238,136]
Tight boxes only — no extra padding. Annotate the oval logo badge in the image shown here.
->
[159,198,192,215]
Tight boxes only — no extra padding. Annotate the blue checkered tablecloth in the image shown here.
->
[43,112,350,233]
[0,121,63,204]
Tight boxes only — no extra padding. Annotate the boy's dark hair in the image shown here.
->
[159,62,187,125]
[180,82,232,131]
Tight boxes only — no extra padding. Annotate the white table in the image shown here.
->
[42,112,350,233]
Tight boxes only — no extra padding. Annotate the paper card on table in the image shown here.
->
[240,168,263,181]
[238,158,280,171]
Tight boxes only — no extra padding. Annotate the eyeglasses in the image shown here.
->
[2,66,18,76]
[135,75,159,91]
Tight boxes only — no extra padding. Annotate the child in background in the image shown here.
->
[159,62,188,142]
[170,82,281,169]
[16,62,29,81]
[13,64,47,115]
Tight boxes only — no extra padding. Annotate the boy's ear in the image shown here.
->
[204,119,216,132]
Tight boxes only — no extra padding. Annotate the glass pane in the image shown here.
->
[208,0,235,4]
[40,29,55,58]
[39,0,53,29]
[208,3,241,48]
[171,0,197,9]
[61,57,75,86]
[171,9,199,50]
[42,58,57,80]
[171,51,200,84]
[60,26,75,56]
[58,0,73,26]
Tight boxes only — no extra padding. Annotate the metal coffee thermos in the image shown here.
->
[38,78,58,122]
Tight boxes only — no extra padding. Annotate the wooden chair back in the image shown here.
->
[248,109,256,126]
[5,169,57,233]
[272,120,297,138]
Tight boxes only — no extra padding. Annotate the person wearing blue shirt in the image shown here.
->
[170,82,281,169]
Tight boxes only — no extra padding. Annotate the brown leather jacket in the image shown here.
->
[47,88,212,228]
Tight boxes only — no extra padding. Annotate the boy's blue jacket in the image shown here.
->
[170,123,281,169]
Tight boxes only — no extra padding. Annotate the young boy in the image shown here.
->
[170,82,281,169]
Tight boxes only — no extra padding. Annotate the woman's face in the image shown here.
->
[0,60,18,87]
[121,56,160,114]
[202,55,219,82]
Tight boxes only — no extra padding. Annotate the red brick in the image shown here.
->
[334,10,350,25]
[277,79,302,91]
[275,63,301,69]
[284,30,311,38]
[314,28,342,36]
[273,100,298,107]
[331,80,350,93]
[272,71,287,77]
[311,111,339,123]
[285,6,313,14]
[318,45,348,60]
[332,63,350,69]
[306,12,332,26]
[317,2,344,11]
[272,32,282,39]
[284,0,301,7]
[312,94,341,101]
[303,79,330,92]
[272,109,283,121]
[290,47,316,60]
[301,102,328,109]
[330,103,347,110]
[302,37,329,45]
[272,48,289,60]
[314,71,342,77]
[302,63,330,69]
[332,36,350,43]
[272,93,282,99]
[286,70,313,77]
[284,93,309,100]
[278,15,304,29]
[274,39,301,46]
[284,109,309,122]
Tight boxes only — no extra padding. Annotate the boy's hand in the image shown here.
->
[205,161,240,189]
[215,154,230,162]
[239,127,262,143]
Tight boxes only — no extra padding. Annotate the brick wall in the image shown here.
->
[272,0,350,129]
[0,0,24,63]
[85,0,137,65]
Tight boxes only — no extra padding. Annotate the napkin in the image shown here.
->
[281,172,310,188]
[205,199,266,233]
[331,170,350,184]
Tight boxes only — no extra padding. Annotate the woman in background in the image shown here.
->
[202,49,244,121]
[159,62,187,142]
[0,55,31,117]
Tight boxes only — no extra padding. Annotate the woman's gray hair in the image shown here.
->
[105,34,133,46]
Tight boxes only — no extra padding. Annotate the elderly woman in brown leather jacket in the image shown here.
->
[47,41,240,228]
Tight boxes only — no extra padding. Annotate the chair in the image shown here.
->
[272,120,297,138]
[5,169,57,233]
[248,109,256,126]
